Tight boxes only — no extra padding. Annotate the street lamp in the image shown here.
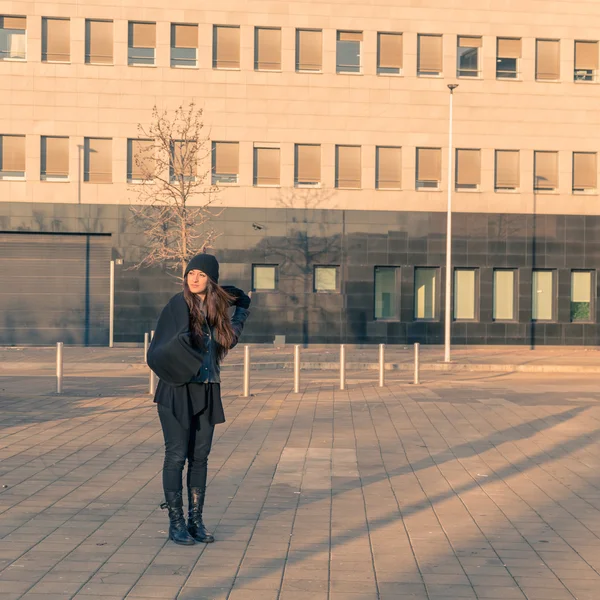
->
[444,84,458,363]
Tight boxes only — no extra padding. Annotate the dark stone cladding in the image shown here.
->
[1,201,599,346]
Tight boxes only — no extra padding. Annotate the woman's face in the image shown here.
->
[187,270,208,295]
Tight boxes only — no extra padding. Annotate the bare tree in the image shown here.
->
[129,102,223,278]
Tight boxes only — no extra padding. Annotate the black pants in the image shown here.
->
[158,403,215,494]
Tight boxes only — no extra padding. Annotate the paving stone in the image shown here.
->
[2,372,600,599]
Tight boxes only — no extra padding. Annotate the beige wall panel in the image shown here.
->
[3,0,600,214]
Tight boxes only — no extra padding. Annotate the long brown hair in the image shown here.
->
[183,277,236,362]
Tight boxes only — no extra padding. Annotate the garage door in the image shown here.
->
[0,232,111,346]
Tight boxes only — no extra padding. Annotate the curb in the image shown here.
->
[1,362,599,375]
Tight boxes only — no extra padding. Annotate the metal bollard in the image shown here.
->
[340,344,346,391]
[414,343,420,385]
[144,332,149,364]
[242,345,251,397]
[379,344,385,388]
[149,330,156,394]
[294,345,300,393]
[56,342,63,394]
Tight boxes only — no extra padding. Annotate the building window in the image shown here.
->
[213,25,240,69]
[414,268,437,320]
[295,144,321,187]
[0,16,26,61]
[575,40,598,82]
[457,36,481,77]
[534,151,558,192]
[84,138,111,183]
[127,139,154,183]
[85,19,113,64]
[493,270,516,321]
[253,265,278,291]
[42,18,69,63]
[41,136,69,181]
[376,146,401,189]
[296,29,322,72]
[128,22,155,66]
[416,147,441,189]
[170,140,197,182]
[255,27,281,71]
[254,145,280,186]
[418,34,442,76]
[335,145,361,189]
[212,141,239,184]
[573,152,597,193]
[536,39,560,81]
[0,135,25,180]
[571,271,593,322]
[496,37,520,79]
[377,32,402,75]
[454,269,477,320]
[314,266,339,292]
[375,267,399,320]
[336,31,362,73]
[532,270,554,321]
[495,150,520,191]
[455,149,481,190]
[171,24,198,68]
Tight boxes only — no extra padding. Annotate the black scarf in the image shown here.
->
[147,292,225,429]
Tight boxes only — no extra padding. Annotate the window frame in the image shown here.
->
[414,267,440,321]
[127,138,154,184]
[494,149,520,192]
[314,265,341,293]
[455,148,481,191]
[252,264,279,292]
[0,134,26,180]
[535,38,560,82]
[416,147,442,190]
[294,143,321,188]
[453,268,479,322]
[457,36,481,78]
[496,37,521,80]
[571,270,595,323]
[336,30,362,74]
[0,16,27,62]
[532,269,556,322]
[41,136,69,182]
[213,25,241,70]
[417,33,443,77]
[83,137,112,184]
[170,23,198,69]
[85,19,113,65]
[376,146,402,190]
[295,28,323,73]
[374,266,401,321]
[212,141,239,185]
[492,269,518,322]
[254,26,282,71]
[533,150,559,192]
[574,40,599,82]
[377,31,403,76]
[572,151,597,194]
[127,21,156,67]
[253,145,281,187]
[42,17,70,64]
[335,145,361,189]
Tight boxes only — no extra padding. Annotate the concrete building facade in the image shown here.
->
[1,0,600,345]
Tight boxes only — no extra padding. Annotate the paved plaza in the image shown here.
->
[1,367,600,600]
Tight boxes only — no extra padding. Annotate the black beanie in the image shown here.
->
[184,253,219,283]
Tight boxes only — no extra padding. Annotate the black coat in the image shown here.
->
[147,291,249,428]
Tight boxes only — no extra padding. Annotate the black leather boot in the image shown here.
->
[160,491,195,545]
[187,487,214,543]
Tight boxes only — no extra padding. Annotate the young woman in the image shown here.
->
[147,253,251,545]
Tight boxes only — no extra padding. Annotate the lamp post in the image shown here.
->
[444,84,458,363]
